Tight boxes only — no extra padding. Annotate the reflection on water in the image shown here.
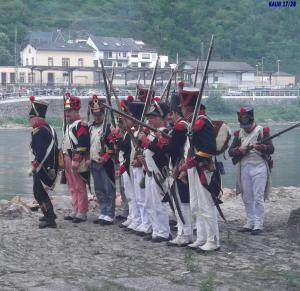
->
[0,125,299,199]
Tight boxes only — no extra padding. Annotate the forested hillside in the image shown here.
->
[0,0,299,74]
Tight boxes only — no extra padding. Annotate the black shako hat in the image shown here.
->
[169,92,182,115]
[127,101,144,120]
[146,101,169,118]
[29,96,48,118]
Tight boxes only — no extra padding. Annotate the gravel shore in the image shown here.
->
[0,187,299,291]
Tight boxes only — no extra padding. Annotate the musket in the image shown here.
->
[138,58,159,131]
[187,35,227,223]
[60,92,68,184]
[232,122,300,165]
[193,58,200,87]
[100,102,172,139]
[100,60,116,128]
[135,74,141,99]
[161,67,177,103]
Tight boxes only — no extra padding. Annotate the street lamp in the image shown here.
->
[276,59,280,86]
[261,57,264,86]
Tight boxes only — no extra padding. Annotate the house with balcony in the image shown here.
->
[86,35,168,69]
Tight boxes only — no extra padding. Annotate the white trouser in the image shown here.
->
[123,171,141,229]
[188,167,219,244]
[132,167,152,233]
[176,202,193,237]
[241,162,267,229]
[145,174,170,239]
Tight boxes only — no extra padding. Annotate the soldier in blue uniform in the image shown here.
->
[29,96,58,229]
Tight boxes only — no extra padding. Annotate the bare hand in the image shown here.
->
[238,146,249,155]
[254,144,265,152]
[178,171,188,184]
[136,154,145,163]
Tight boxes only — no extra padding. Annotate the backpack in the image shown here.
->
[211,120,232,155]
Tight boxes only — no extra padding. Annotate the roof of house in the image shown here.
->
[182,61,256,72]
[29,42,94,52]
[22,31,94,52]
[24,31,65,44]
[89,35,143,52]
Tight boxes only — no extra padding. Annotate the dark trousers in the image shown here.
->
[91,161,116,219]
[33,172,56,220]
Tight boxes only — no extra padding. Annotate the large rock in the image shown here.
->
[287,207,300,244]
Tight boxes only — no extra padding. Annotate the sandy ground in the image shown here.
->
[0,187,299,291]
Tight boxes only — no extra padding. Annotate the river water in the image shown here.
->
[0,124,299,199]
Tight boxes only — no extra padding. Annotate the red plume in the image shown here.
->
[153,97,161,102]
[29,96,35,102]
[65,92,71,98]
[92,95,98,100]
[127,95,134,102]
[178,81,184,88]
[240,107,247,113]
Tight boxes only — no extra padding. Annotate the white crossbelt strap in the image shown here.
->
[36,126,55,173]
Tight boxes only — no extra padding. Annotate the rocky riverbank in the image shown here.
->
[0,187,299,291]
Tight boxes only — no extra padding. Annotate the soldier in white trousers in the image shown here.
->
[229,107,274,235]
[138,100,172,243]
[177,87,222,252]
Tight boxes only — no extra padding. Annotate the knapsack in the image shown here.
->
[211,120,232,155]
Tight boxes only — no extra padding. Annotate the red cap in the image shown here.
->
[64,95,81,111]
[127,95,134,102]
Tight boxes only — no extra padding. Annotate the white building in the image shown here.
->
[181,61,256,88]
[87,35,168,69]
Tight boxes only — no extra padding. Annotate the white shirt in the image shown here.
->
[89,123,104,161]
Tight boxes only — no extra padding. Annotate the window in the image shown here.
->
[117,62,123,67]
[48,57,53,66]
[28,73,35,83]
[1,73,7,85]
[123,52,127,58]
[131,62,138,67]
[104,51,113,59]
[103,60,112,67]
[62,58,70,67]
[131,53,138,58]
[141,62,148,68]
[28,48,31,53]
[26,58,29,66]
[78,58,84,67]
[10,73,15,84]
[213,75,218,83]
[19,73,25,83]
[142,53,150,59]
[31,57,34,65]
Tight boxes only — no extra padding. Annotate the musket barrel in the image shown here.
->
[100,102,171,139]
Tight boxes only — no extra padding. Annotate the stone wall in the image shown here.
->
[0,97,91,119]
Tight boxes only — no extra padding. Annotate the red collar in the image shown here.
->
[33,119,48,128]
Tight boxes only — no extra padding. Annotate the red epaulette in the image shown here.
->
[174,120,187,131]
[234,130,240,137]
[193,119,205,131]
[263,127,270,134]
